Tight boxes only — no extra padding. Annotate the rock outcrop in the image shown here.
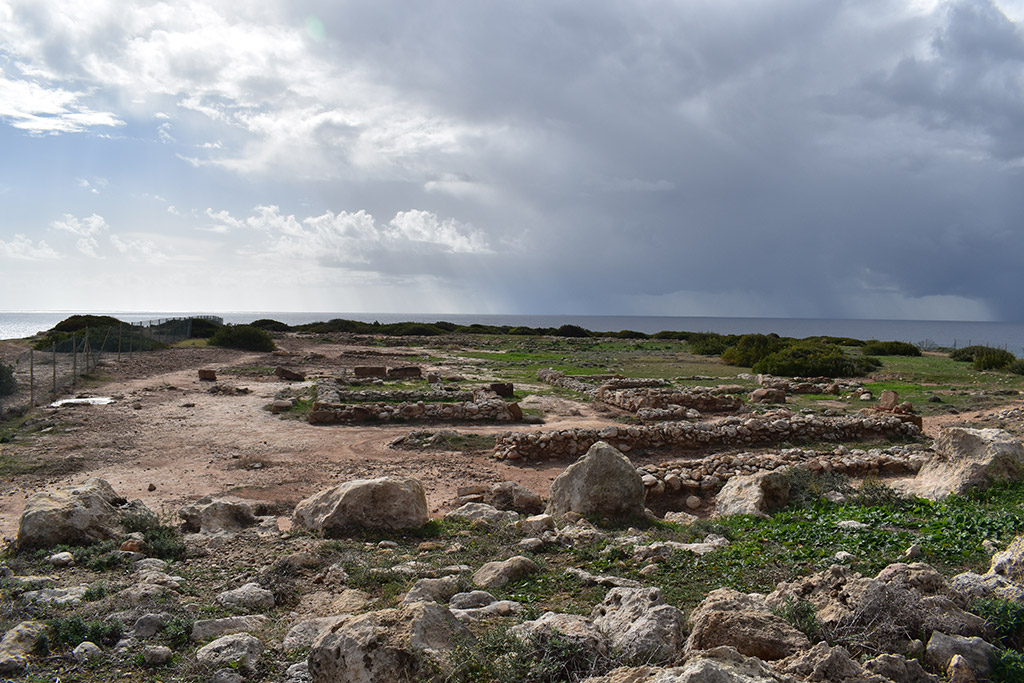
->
[910,427,1024,499]
[546,441,646,519]
[292,477,428,534]
[307,602,469,682]
[17,478,155,550]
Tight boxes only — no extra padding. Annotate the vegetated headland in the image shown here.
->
[2,314,1024,682]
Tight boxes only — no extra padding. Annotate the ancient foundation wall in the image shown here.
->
[492,412,920,461]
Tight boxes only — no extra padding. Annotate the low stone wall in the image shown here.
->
[597,387,743,414]
[310,378,522,424]
[492,411,920,461]
[599,378,668,389]
[309,398,522,424]
[319,385,474,404]
[636,445,926,497]
[536,369,599,397]
[756,374,862,395]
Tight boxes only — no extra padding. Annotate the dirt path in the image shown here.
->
[0,340,597,542]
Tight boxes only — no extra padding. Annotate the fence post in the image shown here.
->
[84,327,91,374]
[52,342,56,400]
[30,348,34,407]
[129,325,133,359]
[71,332,77,392]
[118,324,122,361]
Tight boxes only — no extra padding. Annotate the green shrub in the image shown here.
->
[613,329,649,339]
[51,314,122,333]
[651,330,690,340]
[248,319,290,332]
[689,332,735,356]
[993,647,1024,683]
[771,598,822,642]
[508,326,540,336]
[972,598,1024,648]
[188,318,221,338]
[553,324,591,338]
[442,627,614,682]
[0,363,15,396]
[47,615,123,649]
[951,345,1013,363]
[209,325,276,351]
[974,348,1017,371]
[1009,360,1024,376]
[753,343,880,378]
[860,341,922,357]
[721,334,787,367]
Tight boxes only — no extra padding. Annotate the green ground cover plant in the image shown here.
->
[209,324,276,352]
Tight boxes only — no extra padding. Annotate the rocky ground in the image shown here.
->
[3,332,1024,682]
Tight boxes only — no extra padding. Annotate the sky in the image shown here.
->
[2,0,1024,321]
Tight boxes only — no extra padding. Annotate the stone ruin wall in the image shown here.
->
[309,378,522,425]
[492,411,920,462]
[597,386,744,415]
[634,445,926,499]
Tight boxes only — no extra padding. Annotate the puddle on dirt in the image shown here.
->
[50,397,115,407]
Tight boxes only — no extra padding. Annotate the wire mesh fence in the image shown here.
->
[0,316,223,417]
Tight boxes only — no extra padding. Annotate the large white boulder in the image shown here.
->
[911,428,1024,500]
[591,587,686,663]
[546,441,645,519]
[714,469,791,518]
[17,478,155,550]
[307,602,469,683]
[292,477,428,534]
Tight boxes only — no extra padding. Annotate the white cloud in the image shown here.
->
[76,237,100,257]
[218,205,491,267]
[0,66,124,135]
[0,234,59,260]
[51,213,108,236]
[109,234,169,263]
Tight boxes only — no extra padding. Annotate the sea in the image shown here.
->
[1,311,1023,354]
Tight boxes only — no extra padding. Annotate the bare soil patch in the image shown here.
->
[0,337,581,542]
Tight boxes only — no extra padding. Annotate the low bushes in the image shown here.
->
[752,342,881,378]
[860,340,922,357]
[721,333,787,367]
[0,363,15,396]
[209,324,276,352]
[950,345,1015,366]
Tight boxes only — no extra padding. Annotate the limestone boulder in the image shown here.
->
[307,602,469,683]
[0,621,46,676]
[767,562,988,655]
[486,481,544,514]
[17,478,156,550]
[910,428,1024,500]
[472,556,538,589]
[195,633,263,671]
[864,653,938,683]
[282,616,351,652]
[925,631,994,679]
[216,583,276,611]
[292,477,428,534]
[750,388,786,404]
[179,497,257,534]
[510,612,609,657]
[714,469,791,518]
[778,642,867,682]
[546,441,646,519]
[581,646,795,683]
[591,587,686,663]
[988,534,1024,584]
[445,502,518,527]
[685,588,809,661]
